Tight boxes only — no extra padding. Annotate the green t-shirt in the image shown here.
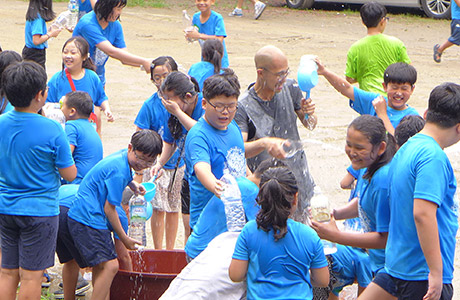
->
[345,34,411,95]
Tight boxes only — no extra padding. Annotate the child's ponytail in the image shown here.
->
[256,167,298,241]
[202,39,224,74]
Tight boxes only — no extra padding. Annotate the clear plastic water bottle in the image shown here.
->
[182,10,197,43]
[50,10,71,31]
[129,194,147,246]
[220,173,245,232]
[43,103,66,129]
[67,0,79,31]
[282,139,303,158]
[310,186,337,255]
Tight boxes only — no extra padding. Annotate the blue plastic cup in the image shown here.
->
[141,182,156,202]
[297,55,318,98]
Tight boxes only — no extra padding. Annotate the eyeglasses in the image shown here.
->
[261,67,290,81]
[133,149,157,166]
[206,100,238,113]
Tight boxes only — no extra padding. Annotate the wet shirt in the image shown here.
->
[232,219,327,300]
[385,134,458,283]
[185,177,259,259]
[0,111,74,217]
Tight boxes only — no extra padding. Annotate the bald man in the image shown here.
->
[234,45,317,222]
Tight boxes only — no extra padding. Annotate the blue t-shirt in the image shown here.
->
[47,69,108,107]
[73,11,126,85]
[452,0,460,20]
[343,165,362,231]
[351,87,419,128]
[68,149,133,230]
[65,119,103,184]
[185,177,259,259]
[78,0,93,19]
[0,97,13,115]
[185,118,247,227]
[58,184,80,208]
[385,134,458,283]
[107,205,129,240]
[233,219,328,300]
[192,11,229,68]
[329,244,372,296]
[356,165,391,273]
[188,61,218,91]
[25,14,47,49]
[0,111,74,217]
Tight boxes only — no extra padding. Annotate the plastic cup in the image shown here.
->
[297,55,318,97]
[141,182,156,202]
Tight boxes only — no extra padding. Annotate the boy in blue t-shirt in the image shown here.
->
[370,83,460,300]
[433,0,460,63]
[185,70,246,229]
[0,61,76,299]
[316,59,419,135]
[61,91,103,184]
[185,0,229,68]
[62,130,162,300]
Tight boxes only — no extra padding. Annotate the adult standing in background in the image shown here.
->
[234,45,316,222]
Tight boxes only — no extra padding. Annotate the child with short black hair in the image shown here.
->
[185,0,229,68]
[0,50,22,115]
[185,69,245,229]
[317,59,419,135]
[394,114,425,148]
[61,129,162,300]
[0,61,76,299]
[61,91,103,184]
[23,0,62,70]
[230,167,329,298]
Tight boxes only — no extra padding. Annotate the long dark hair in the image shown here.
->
[161,72,199,140]
[349,115,396,180]
[202,39,223,74]
[26,0,55,22]
[61,37,96,73]
[94,0,127,22]
[256,167,298,242]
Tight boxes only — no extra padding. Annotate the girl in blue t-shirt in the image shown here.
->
[23,0,62,70]
[229,166,329,299]
[47,37,113,136]
[312,115,397,298]
[188,39,223,91]
[0,51,22,115]
[149,71,203,250]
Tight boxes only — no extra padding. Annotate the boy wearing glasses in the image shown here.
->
[345,1,411,95]
[185,69,246,229]
[235,45,316,222]
[60,91,103,184]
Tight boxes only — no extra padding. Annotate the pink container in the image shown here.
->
[110,249,187,300]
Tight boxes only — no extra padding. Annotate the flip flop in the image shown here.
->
[433,44,442,63]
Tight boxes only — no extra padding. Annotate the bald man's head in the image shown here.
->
[254,45,287,70]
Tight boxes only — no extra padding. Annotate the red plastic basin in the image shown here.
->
[110,249,187,300]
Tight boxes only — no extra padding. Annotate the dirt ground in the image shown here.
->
[1,0,460,297]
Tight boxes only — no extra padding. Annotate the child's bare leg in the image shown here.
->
[182,213,191,245]
[438,40,454,54]
[115,239,132,271]
[151,210,165,249]
[357,282,396,300]
[91,259,119,300]
[358,284,366,295]
[165,212,179,250]
[0,268,20,300]
[63,259,80,300]
[17,269,43,300]
[328,293,339,300]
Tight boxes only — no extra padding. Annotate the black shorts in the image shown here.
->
[392,276,453,300]
[22,46,46,70]
[0,214,58,270]
[56,206,81,264]
[67,217,117,268]
[181,178,190,215]
[372,270,397,297]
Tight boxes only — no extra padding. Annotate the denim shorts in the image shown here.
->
[448,19,460,45]
[67,217,117,268]
[0,214,58,270]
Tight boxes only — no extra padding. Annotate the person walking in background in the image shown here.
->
[228,0,266,20]
[433,0,460,63]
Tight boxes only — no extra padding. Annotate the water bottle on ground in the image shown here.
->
[67,0,79,31]
[182,10,197,43]
[310,186,337,255]
[129,194,147,246]
[220,173,245,232]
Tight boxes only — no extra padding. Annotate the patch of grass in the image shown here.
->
[127,0,167,8]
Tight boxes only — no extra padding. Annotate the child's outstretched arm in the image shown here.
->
[99,100,114,122]
[185,30,224,43]
[95,41,151,73]
[194,162,225,197]
[32,26,62,46]
[372,96,395,135]
[315,57,355,101]
[413,198,443,300]
[104,201,140,250]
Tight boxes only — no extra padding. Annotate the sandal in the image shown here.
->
[41,272,51,288]
[433,44,442,63]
